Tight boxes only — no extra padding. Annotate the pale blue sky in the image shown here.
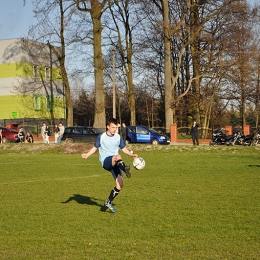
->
[0,0,36,40]
[0,0,258,40]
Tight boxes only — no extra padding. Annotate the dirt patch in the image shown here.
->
[0,143,89,154]
[62,143,93,154]
[0,143,165,154]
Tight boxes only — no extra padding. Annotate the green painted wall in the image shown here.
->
[0,95,65,120]
[0,62,62,80]
[0,61,65,120]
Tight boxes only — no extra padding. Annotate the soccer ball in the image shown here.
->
[133,157,145,170]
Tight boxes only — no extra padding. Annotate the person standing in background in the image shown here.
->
[121,122,127,142]
[190,120,199,145]
[54,124,60,144]
[58,122,65,143]
[41,123,46,142]
[44,125,51,144]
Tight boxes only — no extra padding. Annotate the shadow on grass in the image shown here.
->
[248,164,260,167]
[62,194,108,212]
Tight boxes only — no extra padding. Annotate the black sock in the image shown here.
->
[116,159,125,171]
[108,187,120,202]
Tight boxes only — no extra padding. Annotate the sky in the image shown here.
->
[0,0,258,40]
[0,0,36,40]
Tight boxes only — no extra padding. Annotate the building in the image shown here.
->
[0,38,66,131]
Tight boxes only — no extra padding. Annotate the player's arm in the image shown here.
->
[119,137,138,158]
[121,147,138,158]
[81,146,97,159]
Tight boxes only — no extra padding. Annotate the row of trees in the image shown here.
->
[25,0,260,135]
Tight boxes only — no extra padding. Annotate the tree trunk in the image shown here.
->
[127,62,136,125]
[109,1,136,125]
[163,0,174,133]
[59,0,72,126]
[190,0,201,122]
[76,0,107,129]
[46,0,73,126]
[92,14,106,129]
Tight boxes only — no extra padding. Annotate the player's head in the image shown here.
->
[107,118,118,126]
[106,118,118,135]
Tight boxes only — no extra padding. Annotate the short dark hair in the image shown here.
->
[107,118,118,126]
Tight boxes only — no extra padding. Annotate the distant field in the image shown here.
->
[0,143,259,259]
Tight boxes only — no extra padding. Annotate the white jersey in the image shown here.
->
[94,132,125,165]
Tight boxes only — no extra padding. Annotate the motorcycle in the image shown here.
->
[232,130,244,145]
[243,133,254,146]
[209,129,233,146]
[252,132,260,146]
[232,130,253,146]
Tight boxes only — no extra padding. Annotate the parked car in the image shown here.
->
[61,126,103,143]
[126,125,170,145]
[0,127,18,143]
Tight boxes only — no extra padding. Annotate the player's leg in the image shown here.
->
[112,155,131,178]
[103,156,123,213]
[106,173,123,204]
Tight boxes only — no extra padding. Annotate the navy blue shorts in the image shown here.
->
[103,156,122,179]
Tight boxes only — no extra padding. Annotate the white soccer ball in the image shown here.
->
[133,157,145,170]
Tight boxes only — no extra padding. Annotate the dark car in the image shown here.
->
[126,125,170,145]
[61,126,103,143]
[0,127,18,143]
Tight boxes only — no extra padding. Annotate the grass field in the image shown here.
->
[0,143,260,259]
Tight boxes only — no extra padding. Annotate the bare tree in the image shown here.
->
[248,4,260,128]
[138,0,244,133]
[107,0,137,125]
[76,0,108,129]
[23,0,260,132]
[223,1,258,127]
[27,0,75,126]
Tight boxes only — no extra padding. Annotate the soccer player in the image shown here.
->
[81,118,138,213]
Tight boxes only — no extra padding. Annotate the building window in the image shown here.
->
[12,112,18,118]
[45,67,50,79]
[33,65,38,78]
[34,95,42,110]
[46,95,53,111]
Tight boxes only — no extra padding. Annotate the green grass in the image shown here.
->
[0,144,260,259]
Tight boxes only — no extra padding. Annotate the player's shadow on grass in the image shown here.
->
[248,164,260,167]
[62,194,108,212]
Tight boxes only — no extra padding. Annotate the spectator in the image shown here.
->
[190,120,199,145]
[15,127,25,143]
[121,122,127,141]
[54,124,60,144]
[0,128,2,144]
[41,123,46,142]
[25,132,34,143]
[44,125,51,144]
[58,122,65,143]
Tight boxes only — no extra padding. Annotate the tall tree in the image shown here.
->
[149,0,190,132]
[142,0,243,132]
[107,0,136,125]
[224,1,256,127]
[76,0,108,129]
